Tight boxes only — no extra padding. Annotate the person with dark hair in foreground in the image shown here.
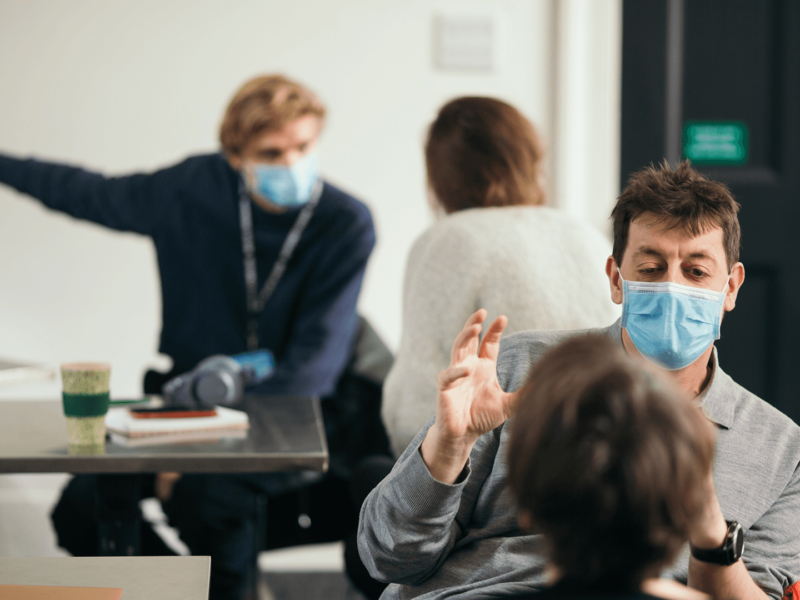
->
[358,161,800,600]
[505,335,715,600]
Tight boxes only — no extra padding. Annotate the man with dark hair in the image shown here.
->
[506,335,716,600]
[358,161,800,600]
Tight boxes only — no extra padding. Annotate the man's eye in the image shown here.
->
[690,268,706,277]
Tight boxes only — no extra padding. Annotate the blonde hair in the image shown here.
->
[219,74,326,156]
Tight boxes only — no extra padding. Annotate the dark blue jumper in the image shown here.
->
[0,152,375,396]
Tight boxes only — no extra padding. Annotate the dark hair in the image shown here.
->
[611,160,741,271]
[508,336,715,591]
[425,97,545,213]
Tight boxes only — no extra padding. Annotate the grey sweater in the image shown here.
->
[358,320,800,600]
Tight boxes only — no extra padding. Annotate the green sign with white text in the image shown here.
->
[683,121,749,165]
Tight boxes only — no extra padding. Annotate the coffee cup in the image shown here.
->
[61,362,111,449]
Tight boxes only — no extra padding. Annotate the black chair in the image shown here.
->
[251,316,394,593]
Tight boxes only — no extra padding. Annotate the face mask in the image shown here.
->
[619,269,729,370]
[246,152,319,208]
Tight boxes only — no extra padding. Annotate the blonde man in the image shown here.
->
[0,74,374,600]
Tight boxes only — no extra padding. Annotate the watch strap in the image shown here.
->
[690,520,744,566]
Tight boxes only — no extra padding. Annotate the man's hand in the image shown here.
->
[420,309,516,484]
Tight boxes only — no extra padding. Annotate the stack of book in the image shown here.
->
[105,405,249,447]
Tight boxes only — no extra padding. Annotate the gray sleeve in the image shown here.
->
[497,330,579,393]
[743,463,800,600]
[497,334,535,393]
[357,418,471,585]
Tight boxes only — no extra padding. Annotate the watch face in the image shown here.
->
[691,520,744,565]
[733,524,744,558]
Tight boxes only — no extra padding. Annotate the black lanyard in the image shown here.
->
[238,179,322,350]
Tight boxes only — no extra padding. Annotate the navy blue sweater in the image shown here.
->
[0,152,375,397]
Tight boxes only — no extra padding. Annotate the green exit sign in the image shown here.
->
[683,121,749,165]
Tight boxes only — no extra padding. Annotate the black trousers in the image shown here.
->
[51,472,359,600]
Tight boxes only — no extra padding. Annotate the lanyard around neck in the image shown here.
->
[238,179,323,350]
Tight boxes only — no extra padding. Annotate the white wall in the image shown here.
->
[0,0,622,558]
[0,0,571,396]
[550,0,622,228]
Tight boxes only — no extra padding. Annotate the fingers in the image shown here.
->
[460,309,487,332]
[450,324,481,364]
[478,315,508,361]
[450,309,488,364]
[438,365,471,391]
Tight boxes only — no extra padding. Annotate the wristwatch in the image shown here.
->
[690,520,744,565]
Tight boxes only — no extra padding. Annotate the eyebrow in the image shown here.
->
[257,141,311,154]
[632,246,717,262]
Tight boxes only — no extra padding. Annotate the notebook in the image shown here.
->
[109,428,248,447]
[105,405,249,438]
[0,584,122,600]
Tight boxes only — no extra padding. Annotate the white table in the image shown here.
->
[0,556,210,600]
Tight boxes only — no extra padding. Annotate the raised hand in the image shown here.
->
[420,309,515,483]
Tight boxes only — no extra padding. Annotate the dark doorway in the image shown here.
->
[621,0,800,422]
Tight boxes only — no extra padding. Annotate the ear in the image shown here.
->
[606,256,623,305]
[226,152,244,171]
[723,262,745,312]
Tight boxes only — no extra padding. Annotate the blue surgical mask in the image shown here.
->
[247,152,319,208]
[619,269,729,370]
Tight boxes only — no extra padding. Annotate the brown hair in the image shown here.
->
[219,74,326,157]
[508,335,715,591]
[425,97,545,213]
[612,160,741,271]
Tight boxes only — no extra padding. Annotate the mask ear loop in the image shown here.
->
[714,273,733,338]
[720,273,732,294]
[617,267,630,329]
[617,266,628,301]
